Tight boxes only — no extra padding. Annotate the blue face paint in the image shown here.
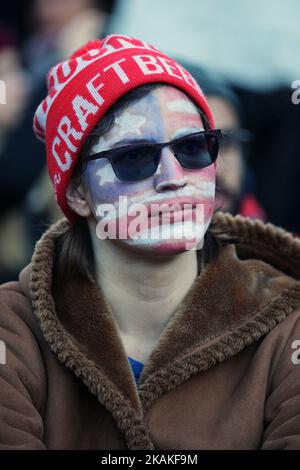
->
[84,87,166,208]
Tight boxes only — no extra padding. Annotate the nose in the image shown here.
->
[153,147,187,192]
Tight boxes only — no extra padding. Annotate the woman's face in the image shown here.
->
[207,95,244,213]
[83,85,216,255]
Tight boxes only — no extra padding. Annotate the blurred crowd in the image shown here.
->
[0,0,299,283]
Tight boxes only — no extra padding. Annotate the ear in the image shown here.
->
[66,179,91,217]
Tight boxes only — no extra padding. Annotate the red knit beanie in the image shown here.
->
[33,34,215,221]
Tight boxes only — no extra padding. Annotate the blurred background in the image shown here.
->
[0,0,300,282]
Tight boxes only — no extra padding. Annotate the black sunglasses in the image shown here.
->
[87,129,222,182]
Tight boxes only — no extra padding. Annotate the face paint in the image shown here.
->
[84,85,216,254]
[113,114,146,138]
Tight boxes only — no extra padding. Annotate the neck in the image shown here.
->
[88,220,199,360]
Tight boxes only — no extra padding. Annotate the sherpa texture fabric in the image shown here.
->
[1,212,300,449]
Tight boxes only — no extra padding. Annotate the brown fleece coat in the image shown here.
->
[1,212,300,450]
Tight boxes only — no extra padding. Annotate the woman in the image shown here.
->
[1,34,300,450]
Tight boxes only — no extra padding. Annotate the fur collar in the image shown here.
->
[21,212,300,449]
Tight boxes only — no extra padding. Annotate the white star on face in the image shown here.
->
[114,113,146,137]
[89,112,147,155]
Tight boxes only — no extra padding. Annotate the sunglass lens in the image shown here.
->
[112,146,160,181]
[174,133,219,169]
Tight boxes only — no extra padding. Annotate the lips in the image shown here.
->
[98,195,214,240]
[145,197,207,218]
[164,207,195,223]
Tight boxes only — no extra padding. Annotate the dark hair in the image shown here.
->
[55,83,238,281]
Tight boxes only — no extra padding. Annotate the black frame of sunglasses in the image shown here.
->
[86,129,223,182]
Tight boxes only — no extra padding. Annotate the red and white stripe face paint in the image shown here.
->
[84,85,216,254]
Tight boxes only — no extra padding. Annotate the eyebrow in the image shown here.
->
[109,137,157,149]
[106,129,205,150]
[171,127,204,140]
[91,129,207,155]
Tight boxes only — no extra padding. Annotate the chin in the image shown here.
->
[154,237,204,253]
[123,236,204,258]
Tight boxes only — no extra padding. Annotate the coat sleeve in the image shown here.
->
[0,285,47,449]
[261,310,300,449]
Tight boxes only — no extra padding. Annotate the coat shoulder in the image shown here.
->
[0,276,35,330]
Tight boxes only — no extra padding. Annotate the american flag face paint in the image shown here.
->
[84,85,216,253]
